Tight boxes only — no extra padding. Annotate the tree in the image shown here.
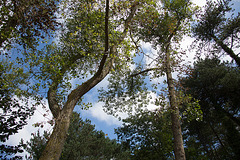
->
[192,0,240,67]
[180,58,240,159]
[115,92,202,160]
[0,0,60,52]
[116,109,174,160]
[21,112,130,160]
[0,59,34,159]
[132,1,197,158]
[100,0,196,159]
[18,0,151,159]
[20,130,50,160]
[61,112,130,160]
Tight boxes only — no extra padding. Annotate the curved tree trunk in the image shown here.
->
[39,61,114,160]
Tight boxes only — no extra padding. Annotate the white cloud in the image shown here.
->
[86,102,126,126]
[192,0,206,7]
[180,36,196,66]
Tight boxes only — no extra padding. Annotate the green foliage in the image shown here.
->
[99,66,151,117]
[21,112,130,160]
[192,0,240,65]
[61,112,130,160]
[20,130,50,160]
[176,92,203,122]
[0,0,60,52]
[132,0,195,49]
[193,0,233,41]
[116,109,174,160]
[0,60,30,96]
[180,58,240,159]
[0,59,34,159]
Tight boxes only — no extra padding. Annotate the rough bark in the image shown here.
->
[39,1,139,159]
[165,50,186,160]
[162,17,186,159]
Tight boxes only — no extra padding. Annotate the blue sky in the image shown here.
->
[3,0,240,158]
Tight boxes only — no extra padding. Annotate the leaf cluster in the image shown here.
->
[193,0,234,41]
[0,59,34,159]
[180,58,240,159]
[131,0,195,49]
[192,0,240,59]
[116,109,174,159]
[0,0,60,51]
[99,66,151,118]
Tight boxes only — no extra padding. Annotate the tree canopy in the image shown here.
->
[192,0,240,66]
[1,0,240,159]
[116,109,174,160]
[0,0,60,52]
[0,59,34,159]
[180,58,240,159]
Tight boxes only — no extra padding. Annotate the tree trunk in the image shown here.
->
[165,51,186,160]
[39,107,73,159]
[39,54,115,160]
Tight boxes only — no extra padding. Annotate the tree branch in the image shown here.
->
[130,67,162,77]
[95,0,109,77]
[212,35,240,67]
[118,1,140,43]
[64,1,141,110]
[47,84,60,118]
[48,53,85,119]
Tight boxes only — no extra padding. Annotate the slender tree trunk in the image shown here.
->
[165,51,186,160]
